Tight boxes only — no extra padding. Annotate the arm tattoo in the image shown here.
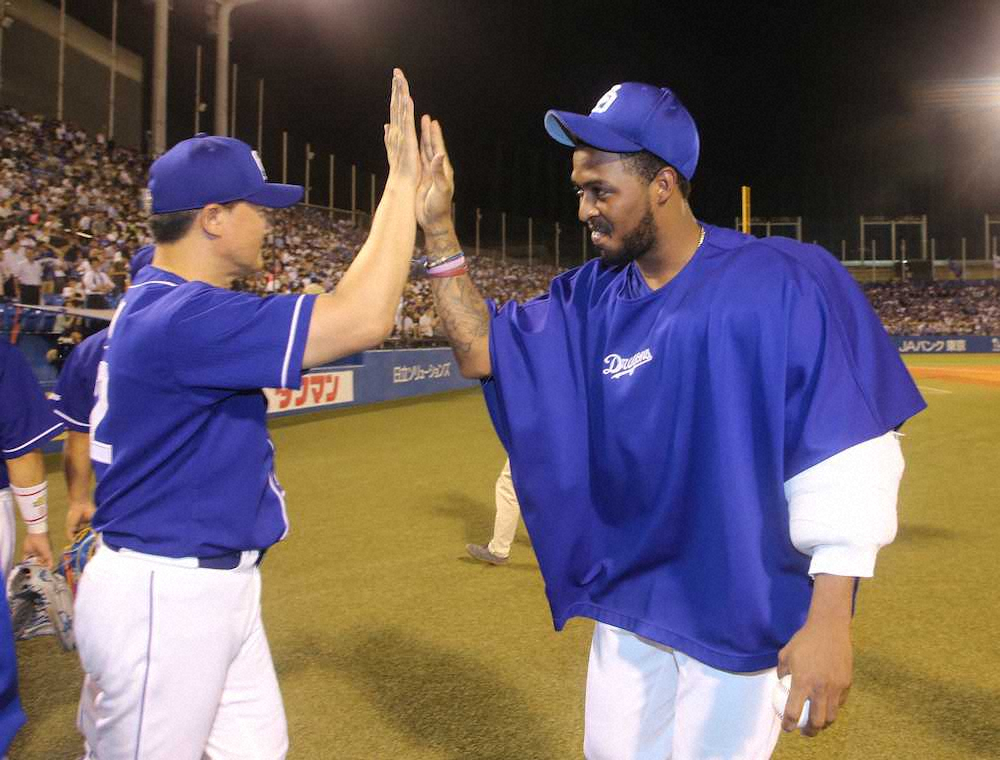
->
[430,273,489,355]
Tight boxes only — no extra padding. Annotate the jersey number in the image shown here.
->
[90,360,112,464]
[90,300,126,465]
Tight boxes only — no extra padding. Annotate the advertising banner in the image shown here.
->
[893,336,1000,353]
[265,370,355,414]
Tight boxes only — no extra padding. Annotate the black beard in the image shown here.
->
[598,207,657,268]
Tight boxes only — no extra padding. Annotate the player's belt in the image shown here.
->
[103,540,261,570]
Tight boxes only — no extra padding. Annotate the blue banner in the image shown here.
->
[892,336,1000,353]
[264,347,479,418]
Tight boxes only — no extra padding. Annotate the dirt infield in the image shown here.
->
[909,365,1000,387]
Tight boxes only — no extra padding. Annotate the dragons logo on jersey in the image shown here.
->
[603,348,654,380]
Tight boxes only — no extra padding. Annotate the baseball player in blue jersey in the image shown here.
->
[1,341,65,757]
[48,250,151,543]
[51,250,149,541]
[73,69,426,759]
[51,327,107,539]
[418,86,925,758]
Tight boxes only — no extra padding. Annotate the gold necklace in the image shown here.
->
[696,224,706,250]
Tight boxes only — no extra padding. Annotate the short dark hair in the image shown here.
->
[149,209,199,244]
[619,151,691,200]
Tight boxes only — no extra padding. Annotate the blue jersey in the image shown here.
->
[51,328,107,434]
[0,577,24,755]
[92,266,317,558]
[129,244,154,280]
[483,225,925,672]
[1,342,64,490]
[1,342,61,752]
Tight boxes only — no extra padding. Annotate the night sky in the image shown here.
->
[51,0,1000,253]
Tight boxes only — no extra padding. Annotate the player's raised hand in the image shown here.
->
[22,532,53,569]
[384,68,420,186]
[416,115,455,232]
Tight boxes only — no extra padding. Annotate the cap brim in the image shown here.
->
[244,183,304,209]
[544,110,643,153]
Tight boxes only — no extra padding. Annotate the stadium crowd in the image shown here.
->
[0,105,998,351]
[865,281,1000,336]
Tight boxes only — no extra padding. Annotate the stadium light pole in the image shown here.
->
[213,0,259,137]
[57,0,66,121]
[152,0,169,154]
[554,222,560,270]
[108,0,118,141]
[281,130,287,183]
[327,154,334,215]
[256,78,264,154]
[0,2,13,101]
[194,44,206,134]
[304,142,313,205]
[229,62,238,137]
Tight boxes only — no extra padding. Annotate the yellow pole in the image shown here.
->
[741,186,751,234]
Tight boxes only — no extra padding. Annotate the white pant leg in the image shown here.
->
[74,546,287,760]
[672,652,781,759]
[584,623,678,760]
[488,459,520,558]
[584,623,782,760]
[204,571,288,760]
[0,489,14,579]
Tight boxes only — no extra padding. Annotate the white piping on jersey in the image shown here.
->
[53,408,89,429]
[2,421,63,455]
[280,295,306,388]
[266,439,290,540]
[90,438,112,465]
[127,280,179,290]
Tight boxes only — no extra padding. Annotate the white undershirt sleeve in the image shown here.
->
[784,430,905,578]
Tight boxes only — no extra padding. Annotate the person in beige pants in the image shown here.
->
[466,459,520,565]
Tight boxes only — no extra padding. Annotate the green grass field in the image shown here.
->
[10,354,1000,759]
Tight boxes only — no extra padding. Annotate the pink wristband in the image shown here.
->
[426,255,467,277]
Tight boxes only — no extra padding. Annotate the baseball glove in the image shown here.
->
[57,526,98,595]
[6,560,76,651]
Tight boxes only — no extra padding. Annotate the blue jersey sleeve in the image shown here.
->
[168,287,317,391]
[0,344,64,458]
[52,329,106,433]
[781,247,926,478]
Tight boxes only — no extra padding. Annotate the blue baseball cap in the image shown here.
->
[148,134,303,214]
[544,83,700,180]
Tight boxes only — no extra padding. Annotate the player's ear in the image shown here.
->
[652,167,678,206]
[198,204,227,239]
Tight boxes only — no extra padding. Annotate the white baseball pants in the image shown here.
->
[74,544,287,760]
[584,623,783,760]
[487,459,520,558]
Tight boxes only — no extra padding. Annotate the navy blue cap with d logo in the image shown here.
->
[544,83,700,181]
[148,134,303,214]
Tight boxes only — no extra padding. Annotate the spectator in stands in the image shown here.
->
[81,256,112,309]
[46,328,83,374]
[1,246,24,299]
[14,248,42,305]
[52,298,85,335]
[108,255,128,296]
[418,309,435,339]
